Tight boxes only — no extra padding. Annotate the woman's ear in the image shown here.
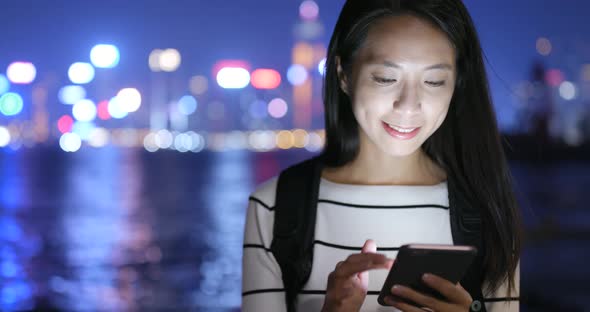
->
[336,56,350,95]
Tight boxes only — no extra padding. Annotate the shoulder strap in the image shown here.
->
[447,174,487,311]
[270,156,323,312]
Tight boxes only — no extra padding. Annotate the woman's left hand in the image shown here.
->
[383,273,472,311]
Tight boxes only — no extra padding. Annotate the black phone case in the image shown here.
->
[377,244,477,307]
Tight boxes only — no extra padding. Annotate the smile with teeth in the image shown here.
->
[385,123,417,133]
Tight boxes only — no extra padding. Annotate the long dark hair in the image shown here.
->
[321,0,522,295]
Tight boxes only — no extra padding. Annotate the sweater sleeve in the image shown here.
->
[241,177,288,312]
[484,261,520,312]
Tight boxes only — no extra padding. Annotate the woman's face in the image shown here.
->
[339,14,457,158]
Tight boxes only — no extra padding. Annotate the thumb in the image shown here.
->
[358,239,377,290]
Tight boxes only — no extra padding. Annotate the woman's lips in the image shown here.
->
[382,121,421,140]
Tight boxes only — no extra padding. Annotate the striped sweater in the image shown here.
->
[242,176,519,311]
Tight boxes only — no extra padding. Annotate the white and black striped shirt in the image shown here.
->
[242,176,519,311]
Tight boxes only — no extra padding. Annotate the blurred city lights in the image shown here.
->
[178,95,197,115]
[212,60,250,77]
[248,130,276,151]
[276,130,295,149]
[287,64,308,86]
[87,128,109,147]
[58,85,86,105]
[90,44,120,68]
[149,49,164,72]
[216,67,250,89]
[226,131,248,150]
[293,43,314,68]
[174,133,193,152]
[0,126,11,147]
[292,129,309,148]
[143,132,159,152]
[305,131,324,152]
[72,121,95,140]
[97,100,111,120]
[59,133,82,152]
[159,49,181,72]
[155,129,173,149]
[249,100,268,119]
[6,62,36,84]
[72,99,97,122]
[536,37,552,56]
[68,62,95,84]
[117,88,142,112]
[188,131,205,152]
[299,0,320,21]
[318,58,327,76]
[559,81,577,100]
[251,69,281,89]
[189,75,209,95]
[57,115,74,134]
[108,96,128,119]
[545,69,565,87]
[0,74,10,94]
[0,93,24,116]
[268,98,288,118]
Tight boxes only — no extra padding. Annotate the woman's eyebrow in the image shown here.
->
[372,60,453,71]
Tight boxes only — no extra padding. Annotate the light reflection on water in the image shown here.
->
[0,147,588,311]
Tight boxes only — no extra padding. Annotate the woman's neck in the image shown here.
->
[322,147,446,186]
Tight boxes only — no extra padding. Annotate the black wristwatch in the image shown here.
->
[469,300,483,312]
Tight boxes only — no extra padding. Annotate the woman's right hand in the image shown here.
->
[321,239,394,312]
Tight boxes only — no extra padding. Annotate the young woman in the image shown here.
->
[242,0,522,311]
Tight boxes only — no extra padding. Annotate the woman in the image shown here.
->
[242,0,522,311]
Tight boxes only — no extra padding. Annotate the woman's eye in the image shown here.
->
[426,81,445,87]
[373,76,397,84]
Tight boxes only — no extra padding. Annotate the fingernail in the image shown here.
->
[422,273,432,281]
[391,284,401,292]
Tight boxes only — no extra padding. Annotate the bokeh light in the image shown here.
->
[276,130,295,149]
[318,58,327,76]
[58,85,86,105]
[117,88,142,112]
[178,95,197,115]
[545,69,564,87]
[72,99,97,122]
[149,49,163,72]
[6,62,36,84]
[155,129,173,149]
[90,44,120,68]
[293,129,309,148]
[299,0,320,21]
[305,131,324,152]
[72,121,95,141]
[97,100,111,120]
[68,62,95,84]
[287,64,308,86]
[159,49,181,72]
[536,37,552,56]
[559,81,577,100]
[143,132,159,152]
[189,75,209,95]
[251,69,281,89]
[268,98,288,119]
[216,67,250,89]
[59,133,82,152]
[0,74,10,94]
[0,93,24,116]
[0,126,11,147]
[57,115,74,134]
[293,42,314,68]
[108,96,128,119]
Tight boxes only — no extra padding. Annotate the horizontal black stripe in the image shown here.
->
[249,196,274,211]
[315,240,400,252]
[244,241,400,252]
[484,297,520,302]
[242,288,284,296]
[244,289,519,303]
[318,199,449,210]
[243,244,272,252]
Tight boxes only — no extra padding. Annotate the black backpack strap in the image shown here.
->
[270,156,323,312]
[447,174,487,312]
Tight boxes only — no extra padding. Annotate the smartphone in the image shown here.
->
[377,244,477,307]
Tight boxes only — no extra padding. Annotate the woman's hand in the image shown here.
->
[383,273,473,311]
[321,239,394,312]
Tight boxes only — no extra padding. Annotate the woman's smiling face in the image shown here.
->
[339,14,457,158]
